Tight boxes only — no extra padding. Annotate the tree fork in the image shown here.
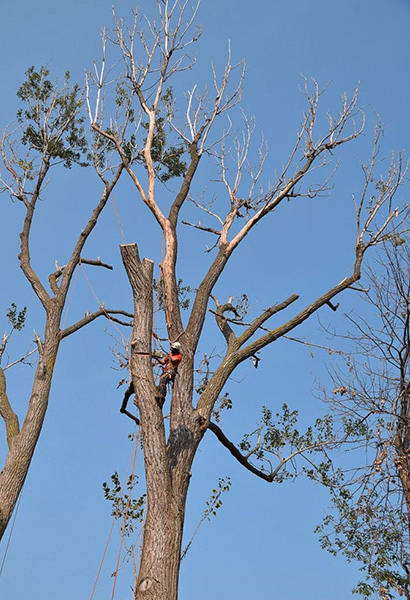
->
[0,333,60,540]
[120,243,202,599]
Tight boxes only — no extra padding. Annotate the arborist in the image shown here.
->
[120,342,183,423]
[154,342,183,407]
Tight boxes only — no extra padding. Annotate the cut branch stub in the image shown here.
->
[120,243,157,398]
[121,244,153,347]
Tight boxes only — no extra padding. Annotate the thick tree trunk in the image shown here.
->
[135,484,186,598]
[135,404,200,600]
[121,243,202,600]
[0,320,60,539]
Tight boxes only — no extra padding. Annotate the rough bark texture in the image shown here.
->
[0,316,61,538]
[121,243,202,600]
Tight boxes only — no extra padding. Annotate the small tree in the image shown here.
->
[316,234,410,600]
[83,3,407,598]
[0,67,131,539]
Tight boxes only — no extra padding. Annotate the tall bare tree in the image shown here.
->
[0,67,132,540]
[84,3,407,598]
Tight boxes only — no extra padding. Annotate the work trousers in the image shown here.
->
[157,370,177,404]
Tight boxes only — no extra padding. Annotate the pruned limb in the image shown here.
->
[326,300,339,312]
[0,367,20,449]
[0,333,7,362]
[61,308,133,339]
[120,381,140,426]
[211,296,238,350]
[79,257,114,269]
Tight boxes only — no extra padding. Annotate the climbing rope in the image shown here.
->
[89,428,140,600]
[111,195,127,244]
[79,261,128,346]
[110,428,141,600]
[61,264,80,329]
[0,486,23,582]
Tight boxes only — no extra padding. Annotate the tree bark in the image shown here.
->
[121,243,202,600]
[0,316,61,539]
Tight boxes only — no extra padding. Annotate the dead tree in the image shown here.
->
[0,67,132,540]
[89,2,407,598]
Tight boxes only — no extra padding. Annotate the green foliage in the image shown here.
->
[239,404,338,484]
[115,82,135,123]
[316,489,410,599]
[103,471,145,537]
[16,66,88,168]
[153,278,194,311]
[141,88,187,182]
[205,477,232,518]
[312,409,410,599]
[92,83,186,179]
[181,477,232,560]
[6,304,27,331]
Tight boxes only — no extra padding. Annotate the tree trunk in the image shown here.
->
[0,319,60,539]
[135,480,186,599]
[121,243,202,600]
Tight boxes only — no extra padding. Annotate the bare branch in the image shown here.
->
[58,164,124,297]
[61,308,133,339]
[237,294,299,347]
[3,348,38,371]
[181,220,221,236]
[49,256,114,293]
[210,296,238,349]
[208,421,275,482]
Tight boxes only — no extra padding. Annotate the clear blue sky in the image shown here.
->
[1,1,410,599]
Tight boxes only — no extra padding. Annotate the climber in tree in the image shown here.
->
[155,342,183,407]
[120,342,183,422]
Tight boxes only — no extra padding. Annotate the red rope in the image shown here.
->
[110,429,141,600]
[89,430,140,600]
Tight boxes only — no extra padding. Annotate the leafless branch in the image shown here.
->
[3,348,38,371]
[181,220,221,236]
[61,308,133,339]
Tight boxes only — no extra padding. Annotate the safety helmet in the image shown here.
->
[171,342,181,351]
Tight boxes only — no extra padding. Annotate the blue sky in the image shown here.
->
[1,1,410,599]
